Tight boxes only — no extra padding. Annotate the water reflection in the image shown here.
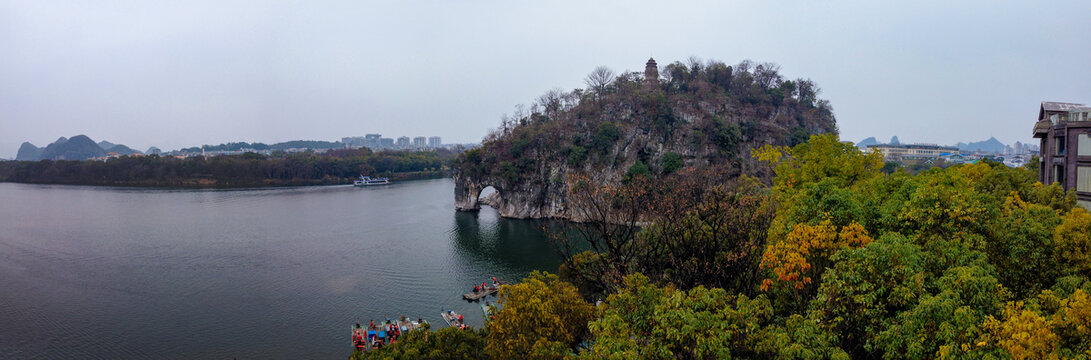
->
[450,208,562,279]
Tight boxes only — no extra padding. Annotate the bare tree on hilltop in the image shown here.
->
[584,66,616,95]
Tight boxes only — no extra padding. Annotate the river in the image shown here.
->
[0,179,560,359]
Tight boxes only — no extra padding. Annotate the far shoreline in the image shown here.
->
[0,171,448,190]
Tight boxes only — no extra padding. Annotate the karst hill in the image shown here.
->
[454,57,838,220]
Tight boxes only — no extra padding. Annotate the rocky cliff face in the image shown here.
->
[455,58,838,220]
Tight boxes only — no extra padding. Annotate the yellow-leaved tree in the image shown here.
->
[760,219,872,291]
[1055,207,1091,277]
[486,271,595,360]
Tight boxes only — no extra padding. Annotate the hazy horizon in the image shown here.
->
[3,1,1089,158]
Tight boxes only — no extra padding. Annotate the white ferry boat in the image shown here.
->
[353,176,390,186]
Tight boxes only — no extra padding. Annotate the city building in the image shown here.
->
[865,143,959,163]
[365,134,382,148]
[341,136,365,147]
[1033,101,1091,207]
[340,133,451,150]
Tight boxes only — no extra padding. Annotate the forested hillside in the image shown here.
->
[454,58,837,220]
[359,135,1091,360]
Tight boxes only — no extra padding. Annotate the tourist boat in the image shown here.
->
[353,175,390,186]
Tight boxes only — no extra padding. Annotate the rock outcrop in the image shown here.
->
[454,168,574,219]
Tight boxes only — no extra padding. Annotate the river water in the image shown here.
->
[0,179,560,359]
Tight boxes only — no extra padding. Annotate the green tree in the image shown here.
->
[623,160,650,183]
[880,161,901,174]
[661,152,683,174]
[810,233,927,357]
[878,265,1006,359]
[754,315,849,360]
[568,145,588,167]
[990,193,1061,298]
[593,122,620,153]
[583,273,775,359]
[355,325,488,360]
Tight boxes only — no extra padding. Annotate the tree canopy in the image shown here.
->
[358,110,1084,359]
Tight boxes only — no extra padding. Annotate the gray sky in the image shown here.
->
[2,0,1089,158]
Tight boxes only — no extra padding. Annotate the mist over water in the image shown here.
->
[0,179,560,359]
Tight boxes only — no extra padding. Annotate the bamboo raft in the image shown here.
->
[462,285,498,301]
[441,310,468,329]
[352,316,426,351]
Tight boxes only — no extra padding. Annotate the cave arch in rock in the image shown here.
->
[478,186,501,208]
[454,173,502,212]
[453,170,558,219]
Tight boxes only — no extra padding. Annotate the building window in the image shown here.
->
[1081,134,1091,157]
[1080,167,1091,193]
[1056,165,1066,187]
[1080,200,1091,210]
[1057,136,1066,155]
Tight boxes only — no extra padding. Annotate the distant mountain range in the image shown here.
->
[956,137,1006,153]
[856,136,901,148]
[18,135,113,161]
[13,135,350,161]
[857,137,880,147]
[856,136,1037,154]
[18,135,124,161]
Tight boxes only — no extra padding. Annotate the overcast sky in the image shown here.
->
[2,0,1089,158]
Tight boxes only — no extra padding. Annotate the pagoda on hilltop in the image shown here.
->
[644,58,659,88]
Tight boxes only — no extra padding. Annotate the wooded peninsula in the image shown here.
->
[0,148,457,187]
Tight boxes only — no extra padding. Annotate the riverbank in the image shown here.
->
[0,170,447,188]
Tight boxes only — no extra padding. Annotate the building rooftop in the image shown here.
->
[1042,101,1086,112]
